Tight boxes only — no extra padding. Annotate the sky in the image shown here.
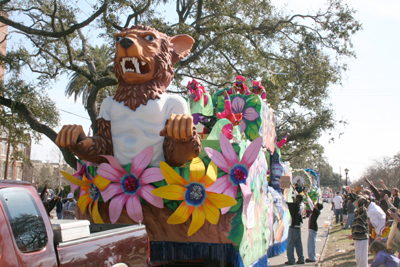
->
[25,0,400,183]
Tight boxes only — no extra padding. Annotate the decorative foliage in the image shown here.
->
[204,133,263,214]
[61,171,110,223]
[97,147,164,224]
[217,94,262,141]
[152,157,237,236]
[69,161,97,195]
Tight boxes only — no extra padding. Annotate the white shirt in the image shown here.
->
[98,94,188,166]
[333,195,343,209]
[367,202,386,235]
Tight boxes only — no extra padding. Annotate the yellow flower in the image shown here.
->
[61,171,110,223]
[152,158,237,236]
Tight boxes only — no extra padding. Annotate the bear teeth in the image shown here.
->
[121,57,141,74]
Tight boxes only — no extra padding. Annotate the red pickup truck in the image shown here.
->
[0,180,149,267]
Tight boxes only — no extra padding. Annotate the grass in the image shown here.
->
[319,224,374,267]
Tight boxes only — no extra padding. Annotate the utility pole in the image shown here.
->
[3,137,10,179]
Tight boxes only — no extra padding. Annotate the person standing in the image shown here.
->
[63,193,77,220]
[285,191,305,265]
[305,193,323,263]
[347,196,369,267]
[333,192,343,224]
[344,193,357,229]
[392,188,400,209]
[56,187,64,219]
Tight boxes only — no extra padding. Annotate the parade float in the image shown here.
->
[57,25,295,266]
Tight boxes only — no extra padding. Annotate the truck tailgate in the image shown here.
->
[56,224,148,267]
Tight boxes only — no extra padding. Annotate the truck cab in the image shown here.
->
[0,180,149,267]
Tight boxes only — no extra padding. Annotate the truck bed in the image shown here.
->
[56,223,148,267]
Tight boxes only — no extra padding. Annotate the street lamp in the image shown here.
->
[344,168,349,186]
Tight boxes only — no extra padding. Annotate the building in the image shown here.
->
[0,131,32,181]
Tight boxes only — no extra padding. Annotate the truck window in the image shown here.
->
[0,187,48,253]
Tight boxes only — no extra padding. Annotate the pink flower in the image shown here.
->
[204,133,262,214]
[97,147,164,223]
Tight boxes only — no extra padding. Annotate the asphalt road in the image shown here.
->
[268,204,333,267]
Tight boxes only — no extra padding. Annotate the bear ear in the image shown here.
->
[170,34,195,64]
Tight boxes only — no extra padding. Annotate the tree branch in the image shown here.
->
[0,0,108,38]
[0,95,77,169]
[179,36,218,67]
[123,0,151,28]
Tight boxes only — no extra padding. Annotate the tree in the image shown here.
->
[0,71,59,175]
[290,153,343,191]
[0,0,362,169]
[65,44,116,108]
[356,152,400,190]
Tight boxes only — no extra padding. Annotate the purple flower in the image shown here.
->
[231,96,259,133]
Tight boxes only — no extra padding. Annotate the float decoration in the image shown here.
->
[97,146,164,223]
[61,170,110,223]
[152,158,237,236]
[205,134,262,214]
[208,92,242,140]
[54,24,298,266]
[186,79,214,125]
[216,94,262,141]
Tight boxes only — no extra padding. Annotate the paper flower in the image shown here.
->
[231,96,260,133]
[70,161,97,196]
[61,171,110,223]
[152,157,237,236]
[204,133,263,214]
[97,146,164,224]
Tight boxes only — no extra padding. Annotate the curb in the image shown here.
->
[316,224,332,267]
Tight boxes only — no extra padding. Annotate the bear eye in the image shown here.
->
[144,35,155,41]
[116,36,122,42]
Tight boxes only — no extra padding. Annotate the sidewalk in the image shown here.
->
[268,207,333,267]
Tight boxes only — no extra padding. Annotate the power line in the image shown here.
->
[59,109,91,120]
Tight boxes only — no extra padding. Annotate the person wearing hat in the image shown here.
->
[347,196,369,267]
[63,192,77,220]
[251,81,267,100]
[228,75,250,95]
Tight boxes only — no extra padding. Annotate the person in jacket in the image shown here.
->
[56,187,64,219]
[369,240,399,267]
[63,193,77,220]
[344,193,357,229]
[347,196,369,267]
[305,193,323,263]
[285,189,305,265]
[228,75,250,95]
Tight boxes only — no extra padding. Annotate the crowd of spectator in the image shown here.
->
[333,179,400,267]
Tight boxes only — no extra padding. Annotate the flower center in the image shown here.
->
[229,165,249,185]
[89,183,99,201]
[189,185,203,200]
[185,183,206,207]
[124,176,137,192]
[234,168,247,181]
[122,174,140,194]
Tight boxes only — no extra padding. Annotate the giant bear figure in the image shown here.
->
[56,25,202,168]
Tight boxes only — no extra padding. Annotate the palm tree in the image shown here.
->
[65,44,116,109]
